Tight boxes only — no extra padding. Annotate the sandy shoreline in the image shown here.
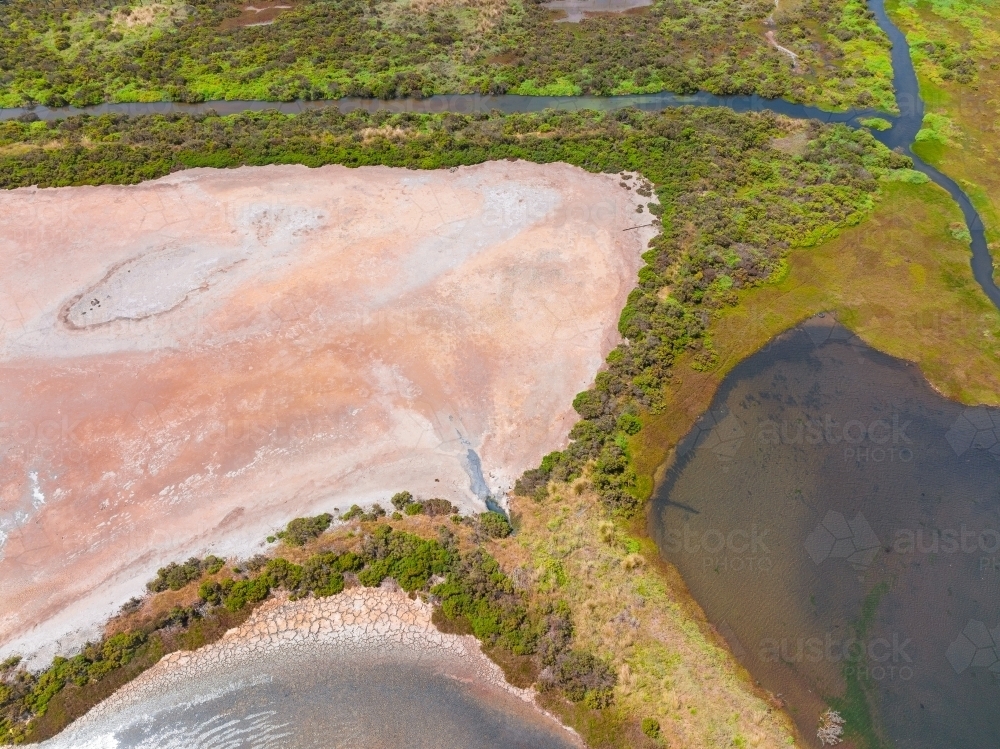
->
[43,586,582,748]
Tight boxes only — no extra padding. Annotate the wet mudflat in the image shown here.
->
[650,315,1000,747]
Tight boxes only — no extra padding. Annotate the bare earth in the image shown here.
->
[0,161,653,663]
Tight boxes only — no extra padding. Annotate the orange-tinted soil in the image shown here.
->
[0,161,653,663]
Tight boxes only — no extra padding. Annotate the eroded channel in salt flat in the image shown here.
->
[0,161,655,664]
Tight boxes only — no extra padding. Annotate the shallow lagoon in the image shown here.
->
[650,316,1000,747]
[41,647,577,749]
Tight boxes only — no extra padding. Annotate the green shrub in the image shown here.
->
[342,505,364,520]
[390,491,413,510]
[423,498,457,516]
[146,556,213,592]
[357,526,451,591]
[616,413,642,435]
[202,555,225,574]
[548,650,617,706]
[223,577,271,612]
[277,513,333,546]
[432,549,535,653]
[642,717,661,739]
[478,511,513,539]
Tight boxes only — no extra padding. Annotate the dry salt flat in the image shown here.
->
[0,161,655,665]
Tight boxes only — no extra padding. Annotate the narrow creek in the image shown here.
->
[0,0,996,309]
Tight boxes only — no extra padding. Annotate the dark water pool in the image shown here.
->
[650,315,1000,748]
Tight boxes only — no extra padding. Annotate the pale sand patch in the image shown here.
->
[42,587,582,747]
[0,161,655,664]
[541,0,652,23]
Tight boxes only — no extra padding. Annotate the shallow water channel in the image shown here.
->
[650,316,1000,747]
[0,0,996,311]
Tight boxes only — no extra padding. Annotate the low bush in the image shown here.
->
[146,555,224,592]
[390,491,413,510]
[543,650,617,707]
[277,513,333,546]
[478,511,513,539]
[642,717,661,739]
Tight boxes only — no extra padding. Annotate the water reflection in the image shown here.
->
[650,316,1000,748]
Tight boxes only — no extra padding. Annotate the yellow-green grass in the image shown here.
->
[497,484,799,749]
[633,178,1000,485]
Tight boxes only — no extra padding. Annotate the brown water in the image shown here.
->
[650,315,1000,748]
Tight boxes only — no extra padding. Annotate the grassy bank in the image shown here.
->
[0,0,894,110]
[499,484,797,747]
[633,176,1000,488]
[886,0,1000,278]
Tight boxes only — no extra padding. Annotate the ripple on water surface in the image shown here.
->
[651,315,1000,748]
[42,646,577,749]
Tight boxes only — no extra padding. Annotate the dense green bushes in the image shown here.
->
[146,555,224,592]
[276,513,332,546]
[0,0,891,109]
[357,525,452,591]
[477,511,513,539]
[542,650,617,707]
[434,548,536,652]
[389,491,457,517]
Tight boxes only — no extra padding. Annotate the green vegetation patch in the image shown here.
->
[0,518,618,742]
[859,116,892,131]
[0,0,893,108]
[276,512,332,546]
[146,554,225,592]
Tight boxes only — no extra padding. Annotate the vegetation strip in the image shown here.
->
[0,0,892,110]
